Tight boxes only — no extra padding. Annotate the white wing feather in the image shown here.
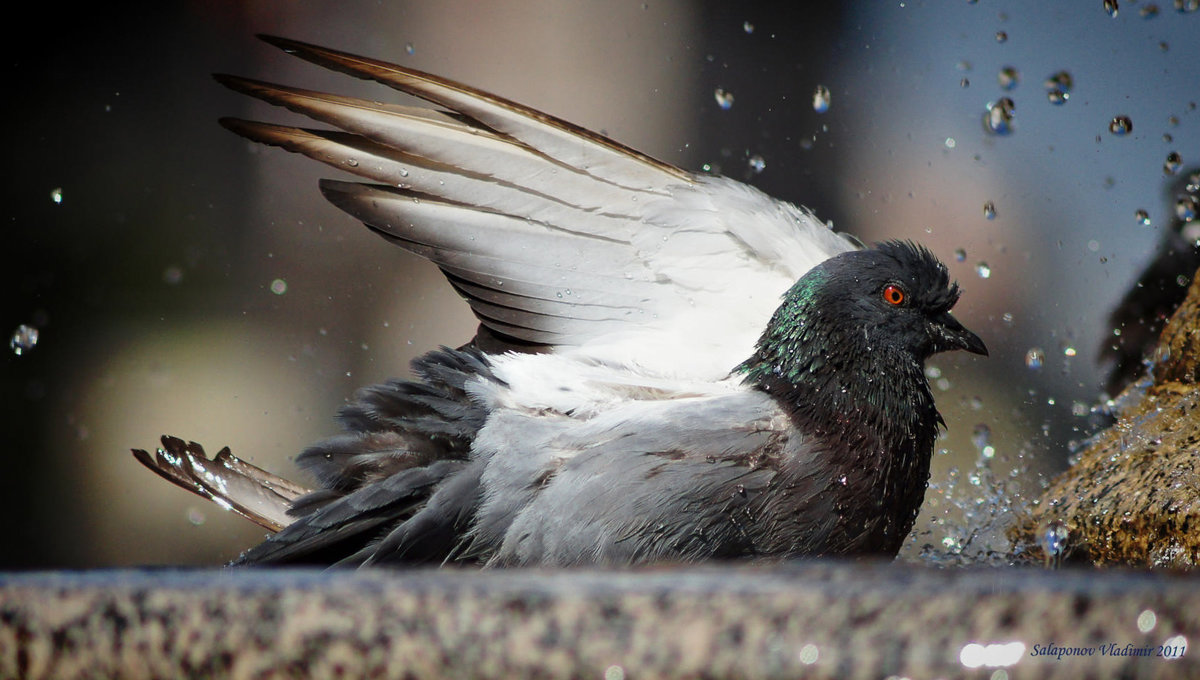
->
[219,36,857,386]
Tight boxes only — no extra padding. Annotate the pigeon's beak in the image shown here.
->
[932,312,989,356]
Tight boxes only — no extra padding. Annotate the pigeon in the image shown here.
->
[133,35,986,568]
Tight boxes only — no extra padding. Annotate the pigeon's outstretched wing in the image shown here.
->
[218,35,857,378]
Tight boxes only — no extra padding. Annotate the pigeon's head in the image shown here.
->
[740,240,986,395]
[816,240,987,361]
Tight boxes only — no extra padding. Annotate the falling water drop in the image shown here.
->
[1109,115,1133,136]
[1176,196,1198,222]
[9,325,39,356]
[1041,520,1069,568]
[50,187,64,204]
[983,201,997,220]
[994,30,1008,43]
[714,88,735,110]
[971,423,994,460]
[997,66,1019,90]
[976,262,992,279]
[1135,209,1151,226]
[1025,347,1045,370]
[1163,151,1183,175]
[743,20,754,34]
[1104,0,1119,17]
[812,85,831,113]
[747,154,766,174]
[983,98,1016,136]
[1043,70,1073,105]
[954,247,967,262]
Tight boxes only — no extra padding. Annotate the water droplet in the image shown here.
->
[1109,115,1133,136]
[9,324,39,356]
[1025,347,1045,370]
[1186,171,1200,193]
[405,42,415,55]
[976,262,992,279]
[1137,609,1158,633]
[798,643,820,665]
[1141,4,1161,18]
[1175,0,1199,12]
[954,247,967,262]
[994,30,1008,43]
[960,77,970,88]
[1104,0,1119,17]
[50,187,63,204]
[1176,195,1198,222]
[162,265,183,285]
[1164,151,1183,175]
[187,508,206,526]
[997,66,1019,90]
[1041,520,1069,567]
[714,88,735,110]
[270,278,288,295]
[743,20,754,34]
[398,168,410,177]
[812,85,831,113]
[983,98,1016,136]
[983,201,997,220]
[1135,208,1151,225]
[747,154,766,174]
[971,423,993,454]
[345,158,359,168]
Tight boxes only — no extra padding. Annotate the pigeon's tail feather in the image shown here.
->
[132,436,309,532]
[230,347,496,566]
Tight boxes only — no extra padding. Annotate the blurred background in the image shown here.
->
[3,1,1197,568]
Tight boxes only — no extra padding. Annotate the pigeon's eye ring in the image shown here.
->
[882,284,906,306]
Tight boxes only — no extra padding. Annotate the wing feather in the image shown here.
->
[219,35,859,375]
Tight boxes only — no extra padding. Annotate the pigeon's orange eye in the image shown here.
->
[882,284,906,306]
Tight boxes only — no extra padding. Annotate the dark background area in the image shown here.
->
[3,2,1197,568]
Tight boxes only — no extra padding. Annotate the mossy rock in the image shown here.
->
[1013,270,1200,567]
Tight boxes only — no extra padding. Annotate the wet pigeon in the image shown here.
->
[134,36,986,567]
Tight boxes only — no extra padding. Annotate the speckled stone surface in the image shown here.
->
[1,564,1197,679]
[1015,270,1200,567]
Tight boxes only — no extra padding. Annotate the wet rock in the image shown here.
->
[1015,270,1200,567]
